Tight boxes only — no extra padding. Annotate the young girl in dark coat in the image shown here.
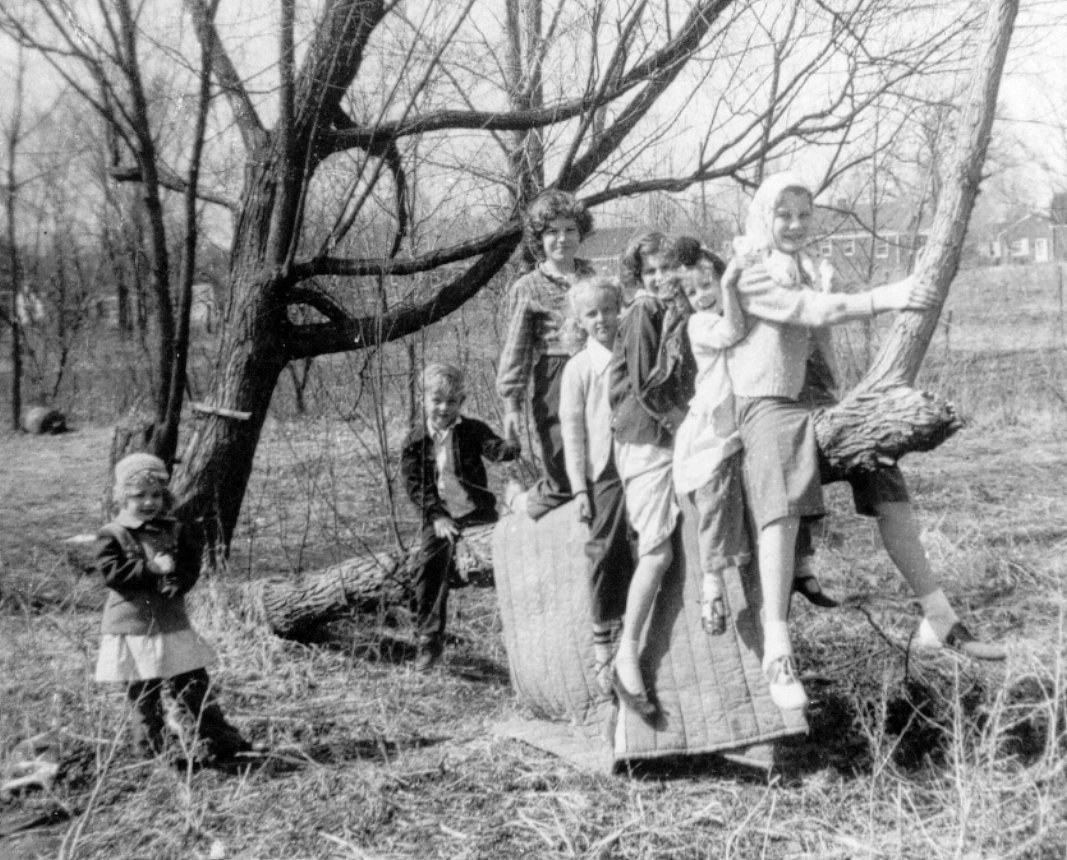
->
[93,453,249,763]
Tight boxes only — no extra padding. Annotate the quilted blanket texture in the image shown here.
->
[493,493,808,766]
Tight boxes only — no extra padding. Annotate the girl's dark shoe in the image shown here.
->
[792,574,839,608]
[916,619,1006,661]
[414,635,443,672]
[610,665,657,719]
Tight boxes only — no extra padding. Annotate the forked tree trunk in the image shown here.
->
[247,0,1018,641]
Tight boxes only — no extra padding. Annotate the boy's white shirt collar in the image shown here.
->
[586,337,613,373]
[427,414,462,440]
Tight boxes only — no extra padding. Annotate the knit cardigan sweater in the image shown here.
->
[727,259,874,400]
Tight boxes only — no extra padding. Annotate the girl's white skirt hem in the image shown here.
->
[95,630,216,683]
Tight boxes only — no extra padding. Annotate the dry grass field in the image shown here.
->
[1,264,1066,859]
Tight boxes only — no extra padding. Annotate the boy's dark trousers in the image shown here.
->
[126,668,247,760]
[413,512,496,641]
[585,456,635,624]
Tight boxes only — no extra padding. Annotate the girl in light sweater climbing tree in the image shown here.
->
[729,171,1005,713]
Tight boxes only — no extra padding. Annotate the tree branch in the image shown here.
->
[291,225,519,280]
[183,0,266,151]
[286,286,351,324]
[282,239,518,359]
[109,164,236,210]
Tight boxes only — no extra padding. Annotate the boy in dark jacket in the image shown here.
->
[401,363,520,671]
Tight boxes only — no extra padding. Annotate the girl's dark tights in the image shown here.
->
[126,669,247,760]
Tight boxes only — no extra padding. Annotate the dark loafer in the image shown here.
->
[793,575,839,608]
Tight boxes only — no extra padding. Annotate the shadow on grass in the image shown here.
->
[618,752,780,785]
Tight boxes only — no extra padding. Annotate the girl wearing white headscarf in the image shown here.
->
[727,171,943,710]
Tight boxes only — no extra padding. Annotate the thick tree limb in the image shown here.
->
[282,239,519,358]
[322,0,728,156]
[286,287,350,324]
[183,0,267,150]
[290,226,518,280]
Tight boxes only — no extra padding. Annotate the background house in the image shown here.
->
[988,211,1067,265]
[577,226,638,276]
[812,199,929,282]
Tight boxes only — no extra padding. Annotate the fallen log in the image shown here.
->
[237,524,497,638]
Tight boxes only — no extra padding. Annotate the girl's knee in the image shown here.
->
[646,538,673,568]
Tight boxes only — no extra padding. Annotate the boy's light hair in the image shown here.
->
[568,276,623,317]
[422,362,466,398]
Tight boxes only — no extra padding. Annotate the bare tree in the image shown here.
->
[0,0,989,549]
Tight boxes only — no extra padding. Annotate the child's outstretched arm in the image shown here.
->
[870,275,940,313]
[737,261,938,327]
[478,420,522,463]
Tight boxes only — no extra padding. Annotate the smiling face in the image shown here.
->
[573,288,620,348]
[540,217,581,270]
[425,386,464,432]
[640,253,673,296]
[122,485,166,521]
[771,188,814,254]
[678,264,723,313]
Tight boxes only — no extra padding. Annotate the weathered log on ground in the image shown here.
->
[814,385,963,481]
[248,523,496,639]
[246,551,405,639]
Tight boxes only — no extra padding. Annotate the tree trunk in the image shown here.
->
[171,296,288,550]
[170,156,290,550]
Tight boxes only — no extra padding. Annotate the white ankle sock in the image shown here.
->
[701,571,724,602]
[762,619,792,669]
[614,633,644,693]
[918,589,959,640]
